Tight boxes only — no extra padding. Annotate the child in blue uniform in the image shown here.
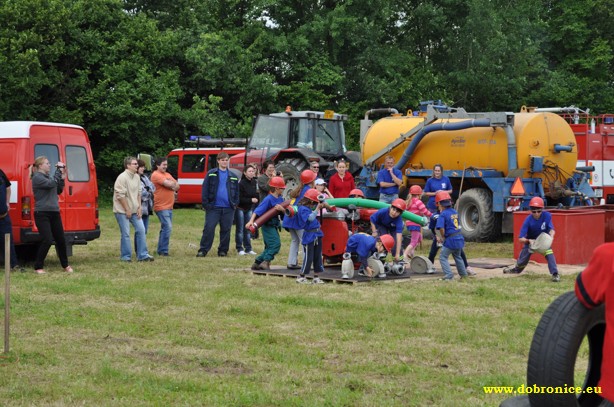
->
[294,189,334,284]
[246,176,286,271]
[345,233,395,278]
[369,198,406,261]
[435,192,467,281]
[503,196,559,282]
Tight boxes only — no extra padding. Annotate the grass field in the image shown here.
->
[0,207,578,406]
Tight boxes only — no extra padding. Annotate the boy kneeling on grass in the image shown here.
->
[344,233,395,279]
[246,176,286,271]
[435,191,468,281]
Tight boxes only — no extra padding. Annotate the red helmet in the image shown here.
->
[269,176,286,189]
[349,188,364,198]
[304,188,321,203]
[529,196,544,208]
[435,191,452,204]
[379,234,395,252]
[391,198,406,212]
[409,185,423,195]
[300,169,317,184]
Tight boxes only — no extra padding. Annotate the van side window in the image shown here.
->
[182,154,206,173]
[34,144,60,177]
[65,145,90,182]
[207,155,217,171]
[167,156,179,180]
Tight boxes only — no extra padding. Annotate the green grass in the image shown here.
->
[0,207,576,406]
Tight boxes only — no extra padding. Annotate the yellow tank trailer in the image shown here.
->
[358,105,594,241]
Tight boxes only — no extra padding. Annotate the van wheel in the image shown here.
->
[276,159,307,200]
[527,291,605,407]
[456,188,501,242]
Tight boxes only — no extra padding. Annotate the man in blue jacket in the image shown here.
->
[197,153,239,257]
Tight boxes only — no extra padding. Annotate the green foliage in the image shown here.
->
[1,0,613,184]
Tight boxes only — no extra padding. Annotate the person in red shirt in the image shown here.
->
[327,159,355,198]
[575,243,614,404]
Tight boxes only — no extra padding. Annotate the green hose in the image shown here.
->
[325,198,429,226]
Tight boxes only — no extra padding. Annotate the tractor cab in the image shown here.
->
[230,109,357,197]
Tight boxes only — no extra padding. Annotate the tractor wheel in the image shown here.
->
[276,159,308,200]
[456,188,501,242]
[527,291,605,407]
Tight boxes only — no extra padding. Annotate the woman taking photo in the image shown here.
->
[30,156,72,274]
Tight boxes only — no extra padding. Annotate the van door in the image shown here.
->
[59,126,98,232]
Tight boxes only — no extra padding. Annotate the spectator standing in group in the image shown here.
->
[328,159,355,198]
[370,198,406,262]
[113,157,154,263]
[257,160,277,202]
[236,164,258,256]
[197,152,239,258]
[435,192,468,281]
[136,160,155,251]
[294,189,335,284]
[283,169,317,269]
[246,176,286,270]
[403,185,432,261]
[503,196,560,282]
[309,160,321,178]
[30,157,74,273]
[314,178,333,199]
[0,167,18,270]
[151,157,179,257]
[376,155,403,203]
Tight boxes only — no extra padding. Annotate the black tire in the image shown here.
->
[456,188,501,242]
[276,159,308,200]
[527,291,605,407]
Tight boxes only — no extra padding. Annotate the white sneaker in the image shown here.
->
[378,273,386,278]
[466,267,477,276]
[426,268,436,274]
[238,250,246,256]
[341,273,349,279]
[312,277,325,284]
[296,276,309,284]
[247,251,257,255]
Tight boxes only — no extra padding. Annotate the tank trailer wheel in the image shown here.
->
[456,188,501,242]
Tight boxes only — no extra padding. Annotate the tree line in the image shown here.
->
[1,0,612,187]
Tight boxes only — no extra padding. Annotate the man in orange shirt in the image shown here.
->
[151,157,179,256]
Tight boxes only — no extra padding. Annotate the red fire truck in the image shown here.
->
[531,107,614,204]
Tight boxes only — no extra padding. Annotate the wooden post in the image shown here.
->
[4,233,9,354]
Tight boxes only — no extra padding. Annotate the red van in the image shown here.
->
[0,121,100,256]
[166,138,246,205]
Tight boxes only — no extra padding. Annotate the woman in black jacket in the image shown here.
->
[235,164,259,255]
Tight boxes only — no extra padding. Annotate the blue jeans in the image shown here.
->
[515,244,559,275]
[439,246,467,279]
[379,193,398,204]
[235,208,252,252]
[156,209,173,255]
[200,207,235,255]
[115,213,149,261]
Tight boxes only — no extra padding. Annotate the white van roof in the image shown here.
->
[0,121,84,139]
